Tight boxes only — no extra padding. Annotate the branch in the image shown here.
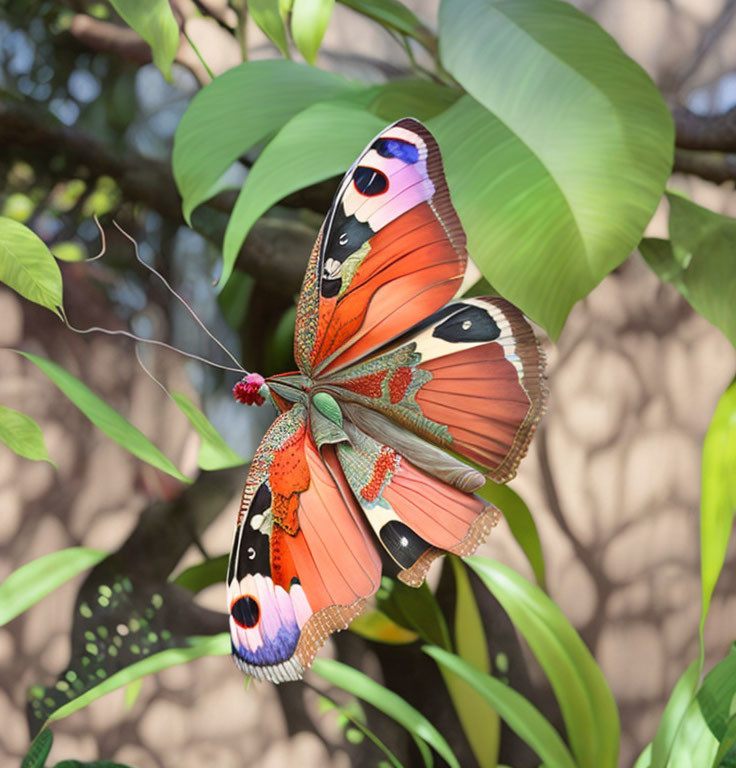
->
[674,104,736,153]
[0,98,316,295]
[673,147,736,184]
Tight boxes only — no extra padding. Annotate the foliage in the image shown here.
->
[2,0,736,766]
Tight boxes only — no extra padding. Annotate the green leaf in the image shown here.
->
[0,405,56,466]
[21,728,52,768]
[0,548,106,626]
[699,382,736,660]
[348,607,420,645]
[465,556,620,768]
[44,634,230,728]
[108,0,179,80]
[425,646,577,768]
[436,0,673,338]
[20,352,190,484]
[712,714,736,768]
[313,657,460,768]
[249,0,290,57]
[170,393,246,470]
[650,660,700,768]
[477,480,546,589]
[365,79,460,123]
[377,576,452,650]
[123,678,143,711]
[338,0,434,49]
[173,554,228,593]
[291,0,335,64]
[222,100,385,289]
[319,692,404,767]
[641,194,736,348]
[444,557,499,768]
[697,644,736,741]
[667,695,719,768]
[0,216,63,317]
[633,744,653,768]
[173,61,352,223]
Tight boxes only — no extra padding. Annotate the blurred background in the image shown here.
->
[1,0,736,766]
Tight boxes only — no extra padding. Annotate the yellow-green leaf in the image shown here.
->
[291,0,335,64]
[108,0,180,80]
[0,405,55,466]
[20,352,190,484]
[0,217,63,317]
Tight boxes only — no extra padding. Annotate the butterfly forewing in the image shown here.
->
[293,118,478,379]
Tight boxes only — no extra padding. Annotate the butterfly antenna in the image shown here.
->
[59,305,246,374]
[111,219,248,374]
[86,215,107,262]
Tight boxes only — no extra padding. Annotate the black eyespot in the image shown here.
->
[231,595,260,628]
[432,306,500,343]
[379,521,431,568]
[353,166,388,196]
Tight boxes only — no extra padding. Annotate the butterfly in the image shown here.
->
[226,118,547,683]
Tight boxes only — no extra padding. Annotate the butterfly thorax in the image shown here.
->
[267,372,312,409]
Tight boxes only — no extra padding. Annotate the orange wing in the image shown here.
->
[293,118,479,378]
[227,404,381,682]
[322,297,547,483]
[336,421,499,586]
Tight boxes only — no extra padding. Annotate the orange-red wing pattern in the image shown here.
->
[322,297,547,483]
[227,403,381,683]
[336,422,499,586]
[293,119,480,379]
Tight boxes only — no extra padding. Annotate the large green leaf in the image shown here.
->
[0,405,55,466]
[640,194,736,348]
[291,0,335,64]
[20,352,189,483]
[465,556,620,768]
[313,657,460,768]
[478,480,546,589]
[650,660,700,768]
[436,0,673,338]
[348,607,419,645]
[699,381,736,657]
[0,216,63,317]
[222,100,384,288]
[425,647,576,768]
[108,0,179,80]
[173,61,352,223]
[444,557,499,768]
[0,548,106,626]
[42,634,230,728]
[170,393,246,470]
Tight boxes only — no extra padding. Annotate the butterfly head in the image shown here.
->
[232,373,267,406]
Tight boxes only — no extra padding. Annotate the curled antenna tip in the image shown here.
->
[86,215,107,262]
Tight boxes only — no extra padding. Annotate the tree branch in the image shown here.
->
[673,147,736,184]
[0,98,316,295]
[674,104,736,153]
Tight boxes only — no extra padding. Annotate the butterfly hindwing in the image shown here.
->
[335,420,499,586]
[322,297,547,483]
[294,118,480,378]
[227,403,382,682]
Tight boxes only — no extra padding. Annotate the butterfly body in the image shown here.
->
[228,118,547,683]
